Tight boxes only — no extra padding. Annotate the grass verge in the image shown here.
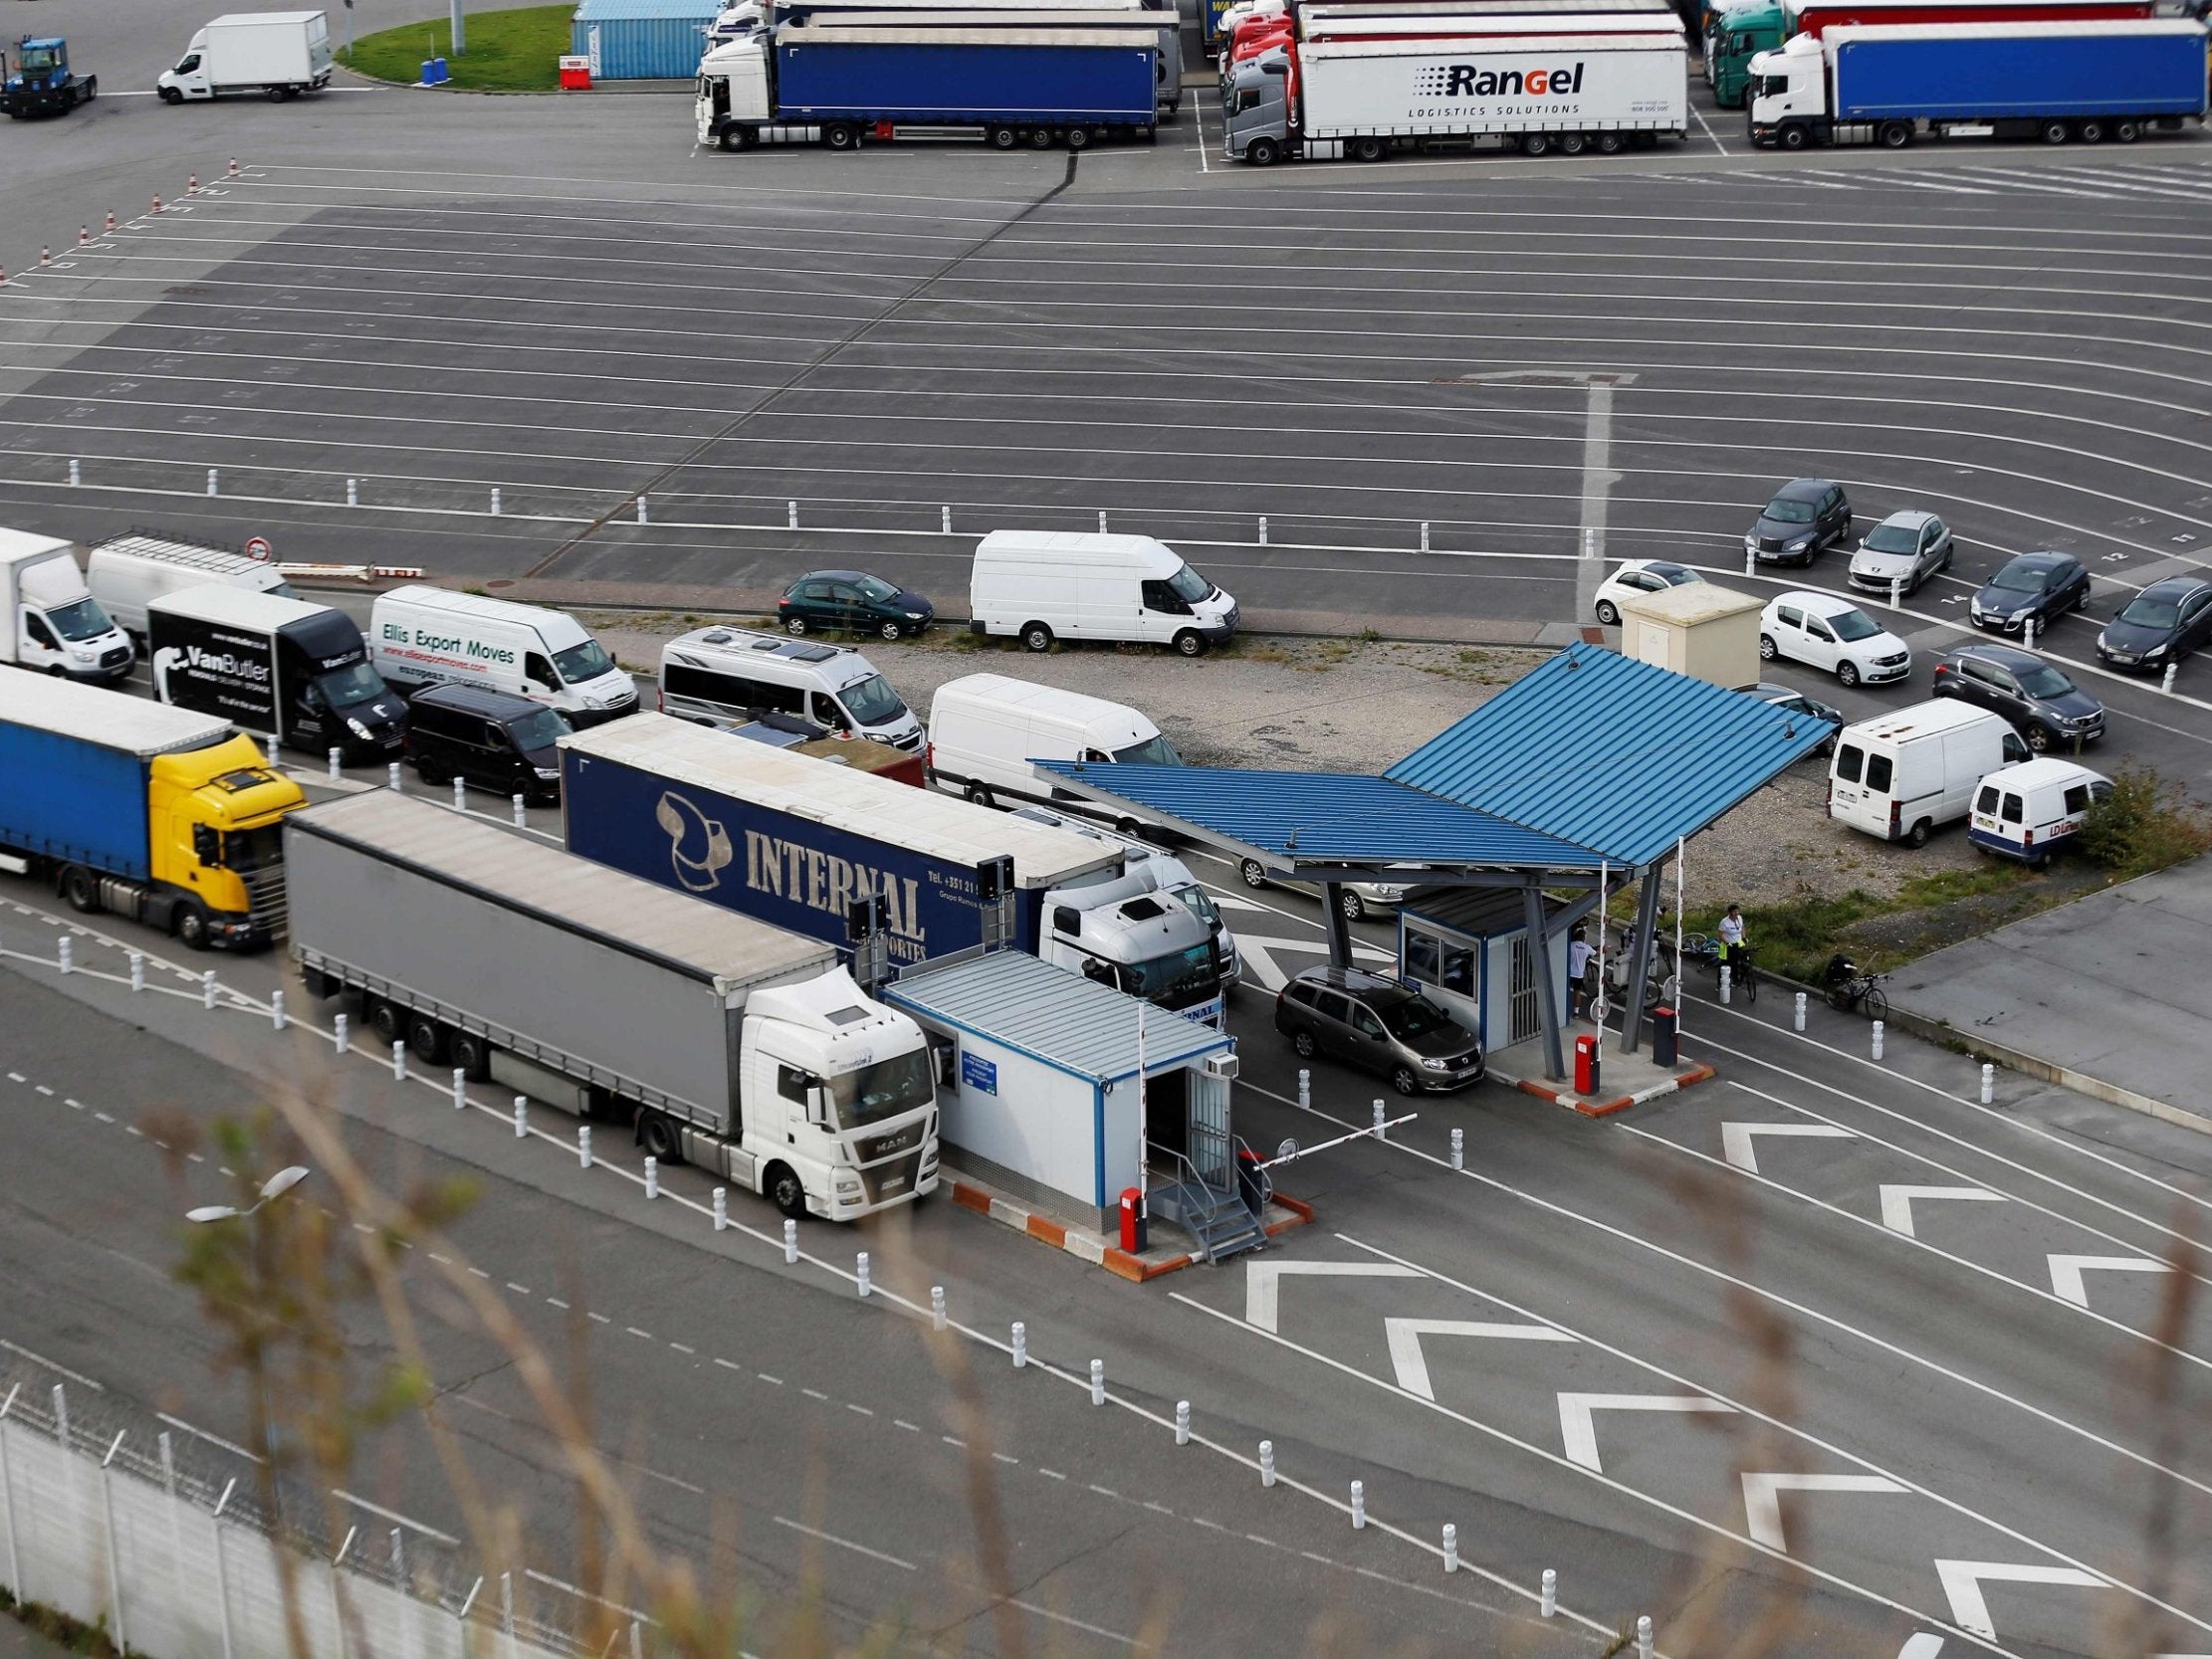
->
[335,4,570,91]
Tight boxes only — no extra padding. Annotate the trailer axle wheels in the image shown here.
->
[2113,120,2140,142]
[60,866,99,915]
[824,121,859,150]
[367,996,402,1045]
[1351,135,1387,162]
[407,1012,447,1065]
[2076,119,2105,143]
[1027,126,1052,149]
[988,124,1019,149]
[1558,131,1587,155]
[451,1031,492,1082]
[639,1111,681,1162]
[767,1162,807,1220]
[1596,131,1625,154]
[1065,125,1091,150]
[1519,131,1551,156]
[1878,119,1912,149]
[2039,119,2070,144]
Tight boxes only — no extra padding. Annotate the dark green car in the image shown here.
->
[777,570,935,642]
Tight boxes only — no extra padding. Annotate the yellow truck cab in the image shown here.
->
[0,674,305,949]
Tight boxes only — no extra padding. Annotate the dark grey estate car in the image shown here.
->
[1746,478,1853,566]
[1932,641,2105,751]
[1274,965,1484,1096]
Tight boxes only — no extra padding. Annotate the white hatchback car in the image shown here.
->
[1593,558,1705,626]
[1759,591,1912,688]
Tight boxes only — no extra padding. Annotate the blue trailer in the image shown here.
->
[1749,17,2209,145]
[695,24,1159,148]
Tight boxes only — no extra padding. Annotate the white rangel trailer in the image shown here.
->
[1224,30,1687,159]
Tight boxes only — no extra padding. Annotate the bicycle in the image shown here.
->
[1677,933,1756,1003]
[1823,955,1888,1020]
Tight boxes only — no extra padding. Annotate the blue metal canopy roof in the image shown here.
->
[1035,644,1831,876]
[1386,643,1833,868]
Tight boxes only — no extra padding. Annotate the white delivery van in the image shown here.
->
[1968,758,2109,866]
[0,529,133,682]
[657,625,924,752]
[1829,700,2030,847]
[370,587,638,726]
[927,673,1181,818]
[87,533,297,641]
[969,530,1239,657]
[157,11,333,103]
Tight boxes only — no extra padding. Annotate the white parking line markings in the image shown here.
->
[1555,1392,1735,1474]
[1878,1184,2005,1240]
[2046,1254,2171,1310]
[1719,1121,1855,1173]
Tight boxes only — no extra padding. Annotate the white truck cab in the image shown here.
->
[0,530,133,682]
[1746,32,1828,141]
[1038,868,1226,1027]
[1012,804,1240,991]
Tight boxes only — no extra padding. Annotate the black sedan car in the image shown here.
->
[2097,574,2212,673]
[777,570,935,641]
[1745,478,1853,566]
[1932,641,2104,751]
[1746,681,1845,750]
[1969,550,2091,636]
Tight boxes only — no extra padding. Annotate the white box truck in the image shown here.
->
[0,529,133,682]
[369,586,639,726]
[288,790,940,1221]
[1828,700,2029,846]
[968,530,1239,656]
[86,532,298,642]
[1223,30,1688,161]
[158,11,334,103]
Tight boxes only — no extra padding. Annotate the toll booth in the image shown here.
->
[1398,889,1571,1052]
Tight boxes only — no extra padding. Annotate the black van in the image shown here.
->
[405,684,571,804]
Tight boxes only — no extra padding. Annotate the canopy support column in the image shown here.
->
[1622,865,1662,1054]
[1322,883,1353,970]
[1521,881,1566,1082]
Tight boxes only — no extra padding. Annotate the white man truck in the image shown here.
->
[287,790,941,1221]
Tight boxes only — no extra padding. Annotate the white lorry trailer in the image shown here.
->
[287,790,941,1221]
[1223,28,1687,159]
[158,11,333,103]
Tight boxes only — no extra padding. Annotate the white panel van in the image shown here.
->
[1967,758,2109,866]
[926,673,1180,818]
[369,586,638,726]
[1829,700,2029,847]
[86,533,297,641]
[969,530,1238,657]
[656,625,924,752]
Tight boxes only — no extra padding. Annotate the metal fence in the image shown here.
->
[0,1364,629,1659]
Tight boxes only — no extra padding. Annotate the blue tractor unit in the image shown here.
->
[1,37,96,115]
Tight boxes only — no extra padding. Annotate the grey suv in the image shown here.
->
[1274,966,1484,1096]
[1932,641,2105,751]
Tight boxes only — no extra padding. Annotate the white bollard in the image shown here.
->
[637,494,650,525]
[713,1187,727,1230]
[578,1125,592,1168]
[2023,615,2037,652]
[57,936,72,975]
[1720,965,1732,1005]
[941,506,952,533]
[1097,510,1108,533]
[203,970,218,1011]
[328,747,341,781]
[1259,1440,1275,1488]
[129,951,144,993]
[1442,1523,1458,1573]
[1258,515,1269,546]
[1794,990,1807,1031]
[856,1251,871,1298]
[1350,1480,1366,1530]
[512,794,527,827]
[932,1286,947,1331]
[514,1096,528,1138]
[452,1067,467,1111]
[392,1039,407,1081]
[490,488,502,517]
[207,468,219,497]
[333,1013,348,1053]
[786,500,798,529]
[1637,1615,1654,1659]
[1175,1400,1191,1446]
[1980,1062,1994,1104]
[1420,521,1431,553]
[452,776,467,813]
[1450,1127,1463,1170]
[1374,1099,1386,1141]
[389,761,402,792]
[1011,1321,1027,1368]
[644,1155,659,1199]
[69,458,81,487]
[1872,1019,1885,1061]
[1089,1358,1104,1404]
[268,733,281,769]
[1889,576,1902,611]
[2162,663,2178,694]
[1297,1068,1310,1111]
[1541,1569,1557,1618]
[270,989,285,1031]
[1744,544,1755,576]
[345,478,358,508]
[782,1217,797,1263]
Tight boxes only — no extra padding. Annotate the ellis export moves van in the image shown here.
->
[969,530,1238,656]
[926,673,1181,816]
[370,586,638,726]
[1828,700,2029,846]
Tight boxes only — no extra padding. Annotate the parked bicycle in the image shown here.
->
[1823,953,1888,1019]
[1677,933,1757,1003]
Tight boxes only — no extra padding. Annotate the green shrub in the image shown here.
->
[2078,762,2212,879]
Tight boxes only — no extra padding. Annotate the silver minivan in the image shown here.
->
[657,625,924,751]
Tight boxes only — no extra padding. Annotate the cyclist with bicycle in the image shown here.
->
[1716,906,1746,974]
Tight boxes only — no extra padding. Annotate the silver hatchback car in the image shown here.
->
[1848,510,1953,597]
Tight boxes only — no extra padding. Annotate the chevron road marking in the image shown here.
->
[1720,1121,1856,1174]
[1244,1260,1422,1334]
[1932,1559,2105,1641]
[1384,1317,1576,1400]
[1879,1184,2004,1240]
[1557,1392,1734,1473]
[1740,1471,1908,1553]
[2046,1253,2172,1310]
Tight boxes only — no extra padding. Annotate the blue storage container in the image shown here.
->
[1833,21,2210,122]
[571,0,719,80]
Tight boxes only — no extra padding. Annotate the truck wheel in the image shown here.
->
[367,997,402,1045]
[1027,127,1052,149]
[1558,132,1587,156]
[719,127,742,151]
[964,782,995,807]
[1596,132,1624,154]
[1065,126,1091,150]
[1778,124,1808,150]
[83,79,97,103]
[2077,119,2105,143]
[451,1031,492,1081]
[824,122,858,149]
[2040,120,2069,144]
[639,1111,681,1162]
[60,866,99,914]
[1173,629,1208,658]
[406,1013,447,1065]
[766,1162,807,1220]
[2113,120,2140,143]
[1351,135,1386,162]
[1244,136,1280,166]
[989,124,1018,150]
[160,87,183,104]
[1519,132,1550,156]
[1020,621,1053,653]
[1878,119,1911,149]
[267,86,287,103]
[175,901,211,951]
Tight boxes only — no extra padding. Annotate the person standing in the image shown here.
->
[1566,926,1594,1019]
[1717,905,1746,974]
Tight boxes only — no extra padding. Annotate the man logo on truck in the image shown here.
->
[655,791,735,892]
[1417,61,1585,97]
